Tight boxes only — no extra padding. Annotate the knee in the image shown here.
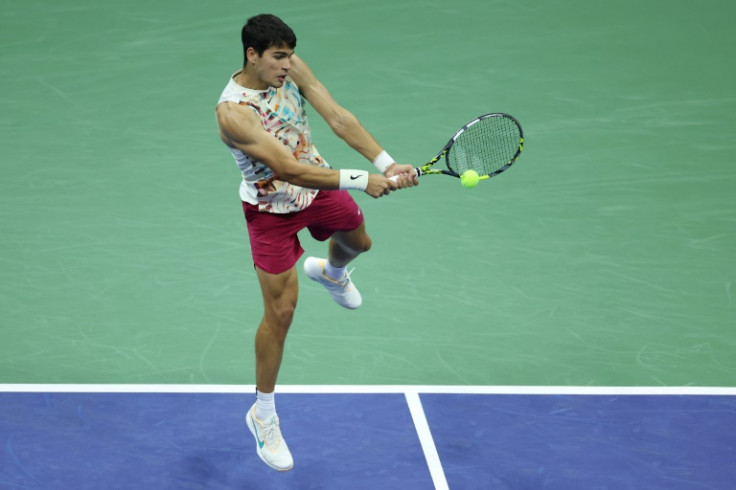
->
[333,227,372,256]
[264,302,296,339]
[358,235,372,254]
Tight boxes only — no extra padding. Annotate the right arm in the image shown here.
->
[215,101,397,198]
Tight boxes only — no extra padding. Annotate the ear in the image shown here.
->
[246,47,259,65]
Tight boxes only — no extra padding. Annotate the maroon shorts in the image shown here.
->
[242,190,364,274]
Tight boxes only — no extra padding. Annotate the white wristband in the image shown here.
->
[339,169,369,191]
[372,150,395,173]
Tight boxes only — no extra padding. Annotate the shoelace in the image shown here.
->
[323,267,355,289]
[339,268,356,288]
[260,419,281,450]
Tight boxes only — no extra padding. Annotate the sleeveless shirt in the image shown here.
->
[217,72,329,214]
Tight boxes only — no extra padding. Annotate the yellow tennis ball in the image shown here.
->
[460,170,480,188]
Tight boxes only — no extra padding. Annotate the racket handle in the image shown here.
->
[388,167,421,183]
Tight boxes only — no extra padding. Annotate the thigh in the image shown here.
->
[243,202,305,274]
[255,265,299,316]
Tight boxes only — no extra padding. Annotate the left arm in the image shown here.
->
[289,55,417,183]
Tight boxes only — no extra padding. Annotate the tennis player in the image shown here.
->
[215,14,417,471]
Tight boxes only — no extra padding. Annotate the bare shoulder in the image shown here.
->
[288,54,318,91]
[289,54,339,113]
[216,101,261,144]
[216,100,254,125]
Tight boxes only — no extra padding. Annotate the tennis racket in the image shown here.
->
[392,113,523,184]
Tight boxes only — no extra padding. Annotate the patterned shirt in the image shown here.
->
[217,72,329,213]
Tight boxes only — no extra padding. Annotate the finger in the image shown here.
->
[398,173,411,187]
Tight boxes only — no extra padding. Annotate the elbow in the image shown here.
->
[328,111,356,139]
[276,161,313,187]
[277,165,301,184]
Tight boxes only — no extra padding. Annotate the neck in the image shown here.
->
[236,67,268,90]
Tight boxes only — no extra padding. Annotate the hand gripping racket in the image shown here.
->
[391,113,523,185]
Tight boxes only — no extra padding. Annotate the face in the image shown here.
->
[247,45,294,89]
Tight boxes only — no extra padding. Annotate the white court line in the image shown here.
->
[405,391,449,490]
[1,384,735,395]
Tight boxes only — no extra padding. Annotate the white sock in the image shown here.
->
[324,260,346,280]
[255,390,275,421]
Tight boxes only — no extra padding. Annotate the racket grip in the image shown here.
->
[388,167,421,183]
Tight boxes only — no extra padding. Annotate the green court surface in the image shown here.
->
[1,0,734,388]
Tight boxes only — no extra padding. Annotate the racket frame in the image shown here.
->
[415,113,524,180]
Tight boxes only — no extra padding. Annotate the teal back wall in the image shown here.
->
[1,0,734,386]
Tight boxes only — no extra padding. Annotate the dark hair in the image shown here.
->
[241,14,297,64]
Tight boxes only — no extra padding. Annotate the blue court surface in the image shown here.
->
[1,386,734,489]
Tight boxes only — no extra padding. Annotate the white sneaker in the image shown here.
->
[303,257,362,309]
[246,404,294,472]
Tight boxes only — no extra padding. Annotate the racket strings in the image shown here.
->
[447,116,522,176]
